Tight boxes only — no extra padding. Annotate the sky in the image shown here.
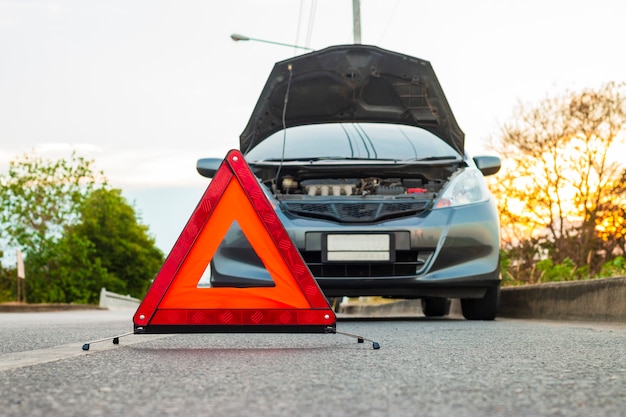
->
[1,0,625,256]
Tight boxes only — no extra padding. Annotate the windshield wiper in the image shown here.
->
[402,156,461,162]
[254,156,397,162]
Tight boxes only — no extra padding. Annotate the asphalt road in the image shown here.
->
[1,309,625,417]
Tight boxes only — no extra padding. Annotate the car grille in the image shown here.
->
[302,250,434,277]
[282,200,430,222]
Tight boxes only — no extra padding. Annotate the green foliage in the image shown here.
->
[24,233,120,304]
[1,151,163,303]
[0,263,16,303]
[501,247,626,286]
[499,249,526,286]
[499,238,545,285]
[22,188,164,303]
[535,258,588,283]
[596,256,626,278]
[71,188,164,298]
[0,151,105,252]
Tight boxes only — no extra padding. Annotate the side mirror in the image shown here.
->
[473,155,501,176]
[196,158,223,178]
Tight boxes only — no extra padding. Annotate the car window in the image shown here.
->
[245,123,460,162]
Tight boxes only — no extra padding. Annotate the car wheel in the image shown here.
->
[328,297,343,313]
[461,285,500,320]
[421,297,450,317]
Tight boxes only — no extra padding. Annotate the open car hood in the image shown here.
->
[240,44,464,155]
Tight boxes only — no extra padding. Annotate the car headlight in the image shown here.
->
[435,168,490,208]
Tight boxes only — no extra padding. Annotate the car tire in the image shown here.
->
[421,297,450,317]
[461,285,500,320]
[328,297,343,313]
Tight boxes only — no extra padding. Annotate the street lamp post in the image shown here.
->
[352,0,361,43]
[230,34,314,51]
[232,1,362,49]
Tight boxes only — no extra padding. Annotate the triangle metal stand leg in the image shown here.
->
[82,331,134,351]
[327,327,380,349]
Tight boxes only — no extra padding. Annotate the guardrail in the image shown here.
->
[98,288,140,310]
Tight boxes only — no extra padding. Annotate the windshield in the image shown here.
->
[245,123,461,163]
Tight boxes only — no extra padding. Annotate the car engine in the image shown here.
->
[277,176,442,197]
[269,176,445,223]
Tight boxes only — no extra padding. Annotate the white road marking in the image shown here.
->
[0,334,170,372]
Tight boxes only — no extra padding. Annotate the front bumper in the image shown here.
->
[209,199,501,299]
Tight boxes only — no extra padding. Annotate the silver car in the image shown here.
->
[197,44,501,320]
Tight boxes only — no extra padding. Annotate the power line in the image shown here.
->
[305,0,318,49]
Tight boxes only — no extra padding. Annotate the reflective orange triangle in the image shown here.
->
[133,150,335,332]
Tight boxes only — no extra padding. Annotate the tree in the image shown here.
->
[489,82,626,281]
[0,151,109,302]
[24,232,117,304]
[71,188,164,298]
[0,151,106,254]
[1,151,163,303]
[0,257,16,303]
[594,169,626,257]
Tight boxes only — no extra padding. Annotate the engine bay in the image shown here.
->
[249,160,459,209]
[276,176,444,198]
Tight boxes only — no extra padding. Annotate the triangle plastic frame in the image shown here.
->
[133,149,336,334]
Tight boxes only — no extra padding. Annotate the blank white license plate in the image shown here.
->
[325,234,391,261]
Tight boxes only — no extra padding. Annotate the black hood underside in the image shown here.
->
[240,44,465,155]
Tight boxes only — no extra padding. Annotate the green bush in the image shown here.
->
[535,258,588,283]
[596,256,626,278]
[0,264,16,303]
[501,250,626,286]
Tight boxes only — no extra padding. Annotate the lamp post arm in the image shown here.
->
[230,33,314,51]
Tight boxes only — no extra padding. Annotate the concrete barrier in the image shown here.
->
[498,276,626,322]
[0,303,102,312]
[99,288,140,310]
[340,276,626,322]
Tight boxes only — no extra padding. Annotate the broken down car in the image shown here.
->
[197,44,502,320]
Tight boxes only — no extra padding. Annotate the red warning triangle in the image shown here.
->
[133,149,336,333]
